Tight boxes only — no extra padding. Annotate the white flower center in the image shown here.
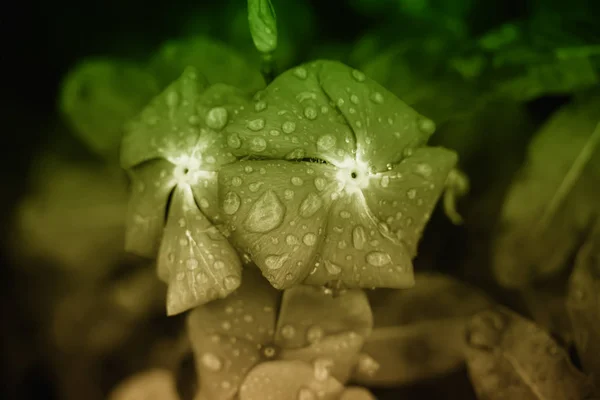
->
[335,156,372,194]
[172,155,214,186]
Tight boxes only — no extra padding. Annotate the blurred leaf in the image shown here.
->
[567,220,600,386]
[353,273,491,386]
[493,91,600,288]
[148,36,265,95]
[465,307,597,400]
[60,59,160,161]
[109,369,180,400]
[247,0,278,54]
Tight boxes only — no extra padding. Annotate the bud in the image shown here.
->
[247,0,278,54]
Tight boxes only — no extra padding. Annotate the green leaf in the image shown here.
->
[353,273,491,386]
[493,92,600,288]
[567,220,600,386]
[465,306,597,400]
[247,0,278,54]
[149,36,266,95]
[60,59,160,160]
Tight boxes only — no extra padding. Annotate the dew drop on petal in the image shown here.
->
[299,193,323,218]
[324,261,342,275]
[317,135,336,152]
[302,233,317,246]
[223,275,240,291]
[166,91,179,108]
[350,94,360,104]
[244,190,285,233]
[314,177,326,191]
[248,118,266,131]
[313,358,333,381]
[370,91,384,104]
[280,324,296,339]
[306,325,325,344]
[250,137,267,152]
[282,121,296,134]
[407,188,417,199]
[352,226,367,250]
[223,192,241,214]
[418,117,436,135]
[380,176,390,188]
[206,107,229,130]
[304,107,318,120]
[284,189,295,200]
[366,251,392,267]
[352,69,366,82]
[357,354,380,376]
[265,254,287,270]
[186,258,199,270]
[227,133,242,149]
[286,234,299,245]
[291,176,304,186]
[201,352,222,371]
[255,100,267,112]
[294,67,308,79]
[415,163,433,178]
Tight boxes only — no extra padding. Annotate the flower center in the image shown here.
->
[335,156,371,194]
[173,156,213,186]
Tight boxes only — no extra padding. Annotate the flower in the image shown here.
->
[120,67,250,315]
[218,60,457,290]
[187,266,375,400]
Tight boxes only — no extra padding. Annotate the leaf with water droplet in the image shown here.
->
[493,92,600,288]
[159,185,242,315]
[567,220,600,385]
[238,360,344,400]
[353,273,491,386]
[187,267,280,400]
[465,306,597,400]
[219,160,336,289]
[149,36,265,95]
[363,147,457,257]
[223,61,356,164]
[60,59,160,161]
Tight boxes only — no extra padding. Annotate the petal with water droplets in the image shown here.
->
[219,160,336,289]
[363,147,457,256]
[125,159,177,257]
[319,61,436,171]
[223,61,356,164]
[305,192,415,289]
[238,360,344,400]
[159,185,242,315]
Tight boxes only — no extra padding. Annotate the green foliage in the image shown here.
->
[247,0,278,54]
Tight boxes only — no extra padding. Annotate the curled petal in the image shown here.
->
[274,285,372,349]
[160,185,242,315]
[238,360,344,400]
[219,160,336,289]
[125,159,177,257]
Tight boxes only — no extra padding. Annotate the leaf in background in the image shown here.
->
[465,306,597,400]
[492,91,600,288]
[60,59,160,161]
[352,273,491,386]
[567,220,600,386]
[148,36,266,95]
[247,0,277,54]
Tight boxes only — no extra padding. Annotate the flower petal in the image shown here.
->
[108,369,179,400]
[125,159,177,257]
[363,147,458,256]
[280,332,365,384]
[238,360,344,400]
[319,61,436,171]
[187,268,280,400]
[159,185,242,315]
[273,285,372,349]
[305,192,415,289]
[222,61,356,165]
[339,387,377,400]
[218,160,337,289]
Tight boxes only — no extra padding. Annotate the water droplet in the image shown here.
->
[304,107,317,120]
[249,182,264,192]
[317,135,336,151]
[282,121,296,134]
[265,254,287,270]
[214,260,225,269]
[206,107,228,130]
[299,193,323,218]
[186,258,199,270]
[294,67,308,79]
[313,358,333,381]
[350,94,360,104]
[370,92,384,104]
[201,352,223,371]
[407,188,417,199]
[324,261,342,275]
[269,129,280,136]
[357,354,380,376]
[223,192,241,215]
[250,137,267,152]
[303,233,317,246]
[415,163,432,178]
[352,69,366,82]
[366,251,392,266]
[231,176,243,187]
[291,176,304,186]
[306,325,324,344]
[166,91,179,108]
[255,100,267,112]
[223,275,240,291]
[244,190,285,233]
[380,176,390,188]
[340,210,351,219]
[248,118,265,131]
[280,324,296,339]
[352,226,367,250]
[198,197,210,208]
[314,177,326,191]
[262,345,278,358]
[284,189,295,200]
[227,133,242,149]
[286,234,299,245]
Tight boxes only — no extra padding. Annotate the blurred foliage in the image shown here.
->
[4,0,600,399]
